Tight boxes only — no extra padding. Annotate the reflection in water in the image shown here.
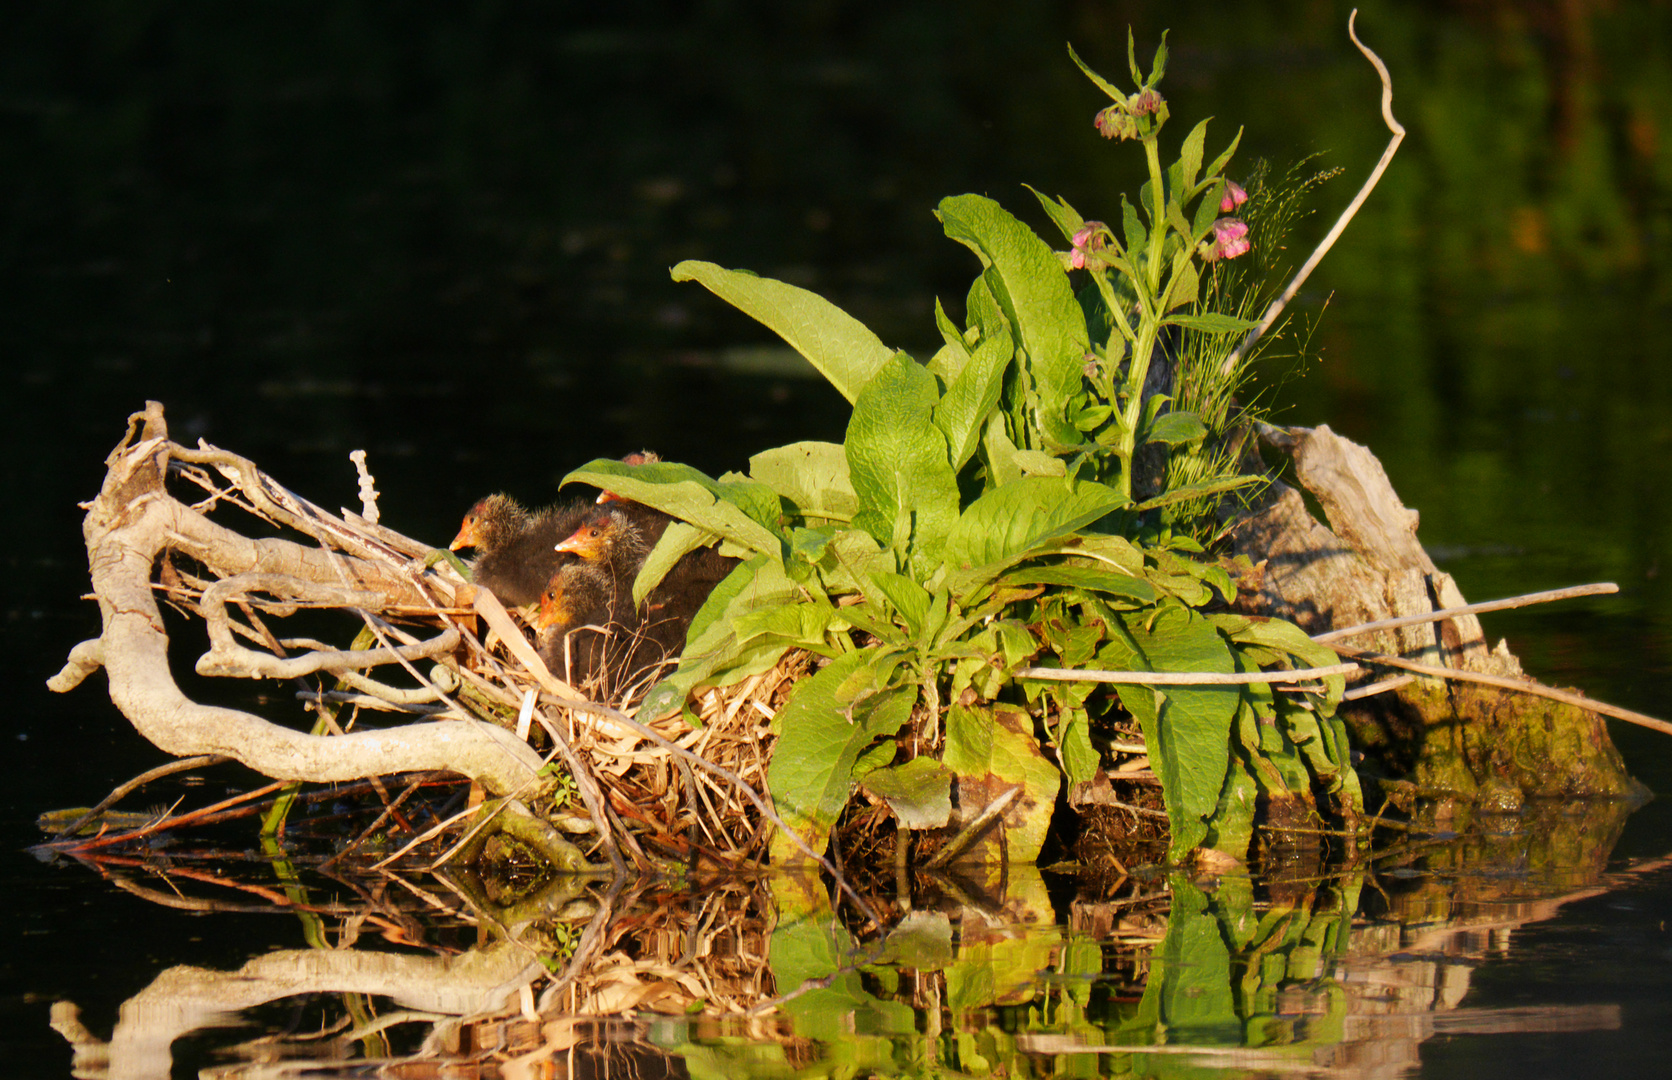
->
[11,2,1672,1077]
[48,799,1652,1080]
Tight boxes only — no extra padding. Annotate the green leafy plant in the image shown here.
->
[563,33,1361,865]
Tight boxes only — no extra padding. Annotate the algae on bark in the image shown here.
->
[1228,422,1642,804]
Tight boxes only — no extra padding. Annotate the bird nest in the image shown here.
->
[47,401,797,872]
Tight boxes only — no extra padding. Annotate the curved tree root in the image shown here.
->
[49,401,548,801]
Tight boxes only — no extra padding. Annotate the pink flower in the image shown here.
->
[1200,218,1251,262]
[1069,221,1108,269]
[1219,180,1248,213]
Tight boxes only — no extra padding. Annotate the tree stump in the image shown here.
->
[1228,423,1642,808]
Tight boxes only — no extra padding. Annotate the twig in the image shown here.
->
[529,708,626,876]
[1342,674,1415,701]
[1312,582,1619,643]
[544,692,883,927]
[1101,798,1169,821]
[1017,662,1360,685]
[369,804,481,870]
[55,780,291,852]
[50,754,230,837]
[319,774,434,870]
[347,449,380,525]
[924,786,1021,869]
[537,877,624,1013]
[1330,643,1672,737]
[1221,9,1405,374]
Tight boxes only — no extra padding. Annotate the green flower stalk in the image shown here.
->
[1050,33,1258,505]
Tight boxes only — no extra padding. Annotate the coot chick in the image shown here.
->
[553,505,666,611]
[450,494,589,608]
[557,506,737,658]
[534,561,614,688]
[596,449,661,504]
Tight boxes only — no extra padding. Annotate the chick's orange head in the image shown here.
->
[449,499,491,551]
[536,581,568,629]
[554,521,608,561]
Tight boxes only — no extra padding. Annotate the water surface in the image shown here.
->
[3,2,1669,1075]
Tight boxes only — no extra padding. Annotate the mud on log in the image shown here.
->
[1230,422,1642,807]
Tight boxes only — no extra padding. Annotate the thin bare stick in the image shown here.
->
[55,780,291,852]
[318,774,434,870]
[50,754,230,837]
[369,804,480,871]
[1313,582,1619,643]
[1104,798,1169,820]
[548,693,882,926]
[1342,674,1415,701]
[1017,662,1360,685]
[1330,643,1672,737]
[1221,9,1405,374]
[924,786,1021,869]
[530,709,626,876]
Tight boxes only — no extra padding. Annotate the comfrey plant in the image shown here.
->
[564,34,1359,866]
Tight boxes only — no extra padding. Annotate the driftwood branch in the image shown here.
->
[1331,643,1672,738]
[1018,662,1361,685]
[53,941,544,1080]
[48,402,545,797]
[1223,9,1406,373]
[196,572,459,679]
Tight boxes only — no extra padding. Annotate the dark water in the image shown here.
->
[3,2,1670,1075]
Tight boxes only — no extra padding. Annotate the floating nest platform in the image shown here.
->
[45,401,813,874]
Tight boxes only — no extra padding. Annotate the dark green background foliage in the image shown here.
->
[4,0,1670,1064]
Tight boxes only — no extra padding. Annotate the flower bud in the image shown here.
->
[1094,105,1139,141]
[1130,89,1166,116]
[1219,180,1248,213]
[1069,221,1109,270]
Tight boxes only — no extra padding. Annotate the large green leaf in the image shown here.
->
[632,520,713,606]
[996,564,1155,605]
[731,594,842,654]
[858,756,953,830]
[767,649,916,861]
[562,458,785,558]
[937,194,1089,450]
[866,570,932,638]
[640,554,805,717]
[1150,876,1242,1044]
[748,441,858,523]
[766,908,917,1043]
[671,260,893,404]
[932,305,1013,473]
[941,476,1128,588]
[1212,612,1347,712]
[845,353,960,573]
[1116,607,1240,862]
[943,703,1062,864]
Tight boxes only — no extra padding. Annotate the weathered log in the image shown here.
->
[1230,422,1643,804]
[47,402,549,800]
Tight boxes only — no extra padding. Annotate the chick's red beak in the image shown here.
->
[555,524,605,560]
[449,518,478,551]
